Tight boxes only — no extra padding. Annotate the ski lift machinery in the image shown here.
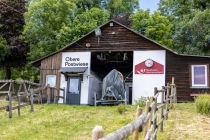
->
[94,69,127,106]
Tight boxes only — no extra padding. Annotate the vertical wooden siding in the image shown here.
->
[40,52,61,89]
[39,21,210,101]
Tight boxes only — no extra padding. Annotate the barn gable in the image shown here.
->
[33,19,177,66]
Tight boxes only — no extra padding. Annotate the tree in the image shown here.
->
[0,0,28,79]
[172,10,210,55]
[0,36,9,62]
[102,0,139,26]
[56,7,110,47]
[23,0,76,60]
[75,0,101,14]
[102,0,138,17]
[158,0,210,55]
[130,10,173,47]
[159,0,210,18]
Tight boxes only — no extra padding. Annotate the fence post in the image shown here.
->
[54,89,57,104]
[165,83,170,120]
[18,95,21,116]
[174,86,177,103]
[160,86,164,132]
[144,100,151,138]
[92,125,104,140]
[63,87,66,104]
[47,85,50,104]
[133,106,142,140]
[30,89,34,112]
[8,82,13,119]
[153,87,158,140]
[170,77,175,109]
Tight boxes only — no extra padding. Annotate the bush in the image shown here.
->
[135,96,148,107]
[195,94,210,115]
[117,104,127,114]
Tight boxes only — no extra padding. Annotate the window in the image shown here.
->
[191,65,208,87]
[46,75,56,87]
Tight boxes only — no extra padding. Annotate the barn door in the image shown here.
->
[66,76,81,105]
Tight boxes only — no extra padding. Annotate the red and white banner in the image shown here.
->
[135,59,164,74]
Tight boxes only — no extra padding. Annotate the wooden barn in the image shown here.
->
[33,20,210,105]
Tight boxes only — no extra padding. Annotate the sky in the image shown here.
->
[139,0,160,12]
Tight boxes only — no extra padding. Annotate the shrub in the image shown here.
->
[135,96,148,107]
[117,104,127,114]
[195,94,210,115]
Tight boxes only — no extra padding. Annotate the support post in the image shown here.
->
[63,87,65,104]
[144,100,151,138]
[170,77,175,109]
[133,106,142,140]
[174,86,177,103]
[8,82,13,119]
[165,83,170,120]
[153,87,158,140]
[30,89,34,112]
[160,86,164,132]
[18,95,21,116]
[47,85,50,104]
[54,89,57,104]
[92,125,104,140]
[94,92,97,106]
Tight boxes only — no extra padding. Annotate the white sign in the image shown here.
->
[62,52,91,67]
[132,50,166,104]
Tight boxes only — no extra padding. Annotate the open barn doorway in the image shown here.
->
[89,51,133,105]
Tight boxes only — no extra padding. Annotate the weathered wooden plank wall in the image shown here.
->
[40,53,62,100]
[39,21,210,101]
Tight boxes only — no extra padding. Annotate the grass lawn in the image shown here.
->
[0,103,209,140]
[158,103,210,140]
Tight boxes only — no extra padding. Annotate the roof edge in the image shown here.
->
[32,19,210,66]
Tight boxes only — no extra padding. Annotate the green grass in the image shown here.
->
[195,95,210,115]
[0,105,136,140]
[0,103,209,140]
[157,103,210,140]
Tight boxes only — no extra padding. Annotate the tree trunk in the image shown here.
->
[5,66,11,79]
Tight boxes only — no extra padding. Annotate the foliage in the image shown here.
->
[134,96,148,107]
[117,104,127,114]
[11,64,40,81]
[0,68,5,79]
[56,7,110,47]
[23,0,76,60]
[0,0,28,78]
[158,0,210,55]
[130,10,173,47]
[0,36,10,62]
[75,0,101,14]
[102,0,139,18]
[172,9,210,55]
[195,94,210,115]
[159,0,210,18]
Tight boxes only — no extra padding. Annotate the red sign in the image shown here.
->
[135,59,164,74]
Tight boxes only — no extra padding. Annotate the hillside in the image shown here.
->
[0,103,209,140]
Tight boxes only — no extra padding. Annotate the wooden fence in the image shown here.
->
[92,77,177,140]
[0,80,65,118]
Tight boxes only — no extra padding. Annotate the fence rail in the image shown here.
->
[0,80,65,119]
[92,77,177,140]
